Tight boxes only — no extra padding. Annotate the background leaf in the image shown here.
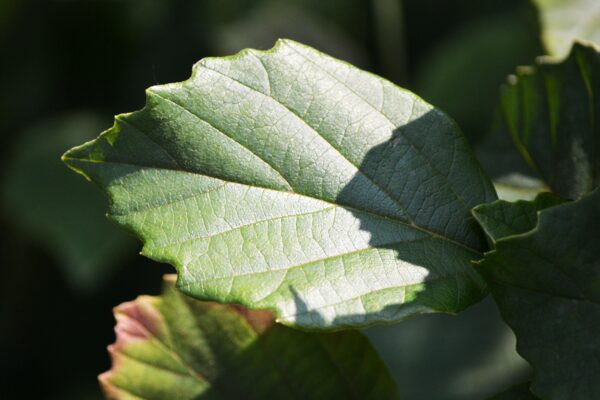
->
[415,10,541,143]
[491,174,548,203]
[498,42,600,199]
[533,0,600,58]
[1,113,135,291]
[64,39,496,330]
[366,296,531,400]
[488,382,537,400]
[475,189,600,399]
[101,275,399,400]
[472,193,563,242]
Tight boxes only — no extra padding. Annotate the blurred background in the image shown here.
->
[0,0,573,398]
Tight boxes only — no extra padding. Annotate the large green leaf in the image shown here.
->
[499,42,600,199]
[63,39,496,329]
[474,189,600,399]
[101,275,399,399]
[533,0,600,58]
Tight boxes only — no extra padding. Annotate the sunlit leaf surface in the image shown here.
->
[64,39,496,329]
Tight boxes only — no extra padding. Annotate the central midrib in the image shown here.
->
[64,156,482,255]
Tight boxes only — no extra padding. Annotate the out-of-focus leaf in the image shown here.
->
[475,189,600,399]
[100,275,399,400]
[499,42,600,199]
[488,382,537,400]
[2,113,135,290]
[475,110,537,185]
[366,297,530,400]
[416,12,541,142]
[0,0,19,33]
[533,0,600,58]
[214,2,368,68]
[63,40,496,330]
[492,174,548,202]
[371,0,407,84]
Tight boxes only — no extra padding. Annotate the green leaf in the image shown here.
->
[367,297,531,399]
[1,113,135,290]
[473,192,563,243]
[499,42,600,199]
[492,174,548,202]
[488,382,538,400]
[415,12,541,142]
[100,275,399,400]
[533,0,600,58]
[475,189,600,399]
[63,39,496,329]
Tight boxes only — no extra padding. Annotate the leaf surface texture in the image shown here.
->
[64,39,496,328]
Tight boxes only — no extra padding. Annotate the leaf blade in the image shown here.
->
[100,275,400,400]
[477,189,600,399]
[499,42,600,199]
[533,0,600,58]
[473,192,564,243]
[64,39,496,329]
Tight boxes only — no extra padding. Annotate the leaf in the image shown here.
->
[475,189,600,399]
[214,2,369,70]
[100,275,400,400]
[63,39,496,329]
[488,382,538,400]
[533,0,600,58]
[499,42,600,199]
[473,192,563,243]
[415,11,541,142]
[1,113,135,290]
[366,297,531,399]
[492,178,546,203]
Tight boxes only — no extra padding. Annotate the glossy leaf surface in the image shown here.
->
[64,39,496,329]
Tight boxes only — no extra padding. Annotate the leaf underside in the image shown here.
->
[100,275,399,400]
[64,39,496,329]
[500,42,600,200]
[475,190,600,399]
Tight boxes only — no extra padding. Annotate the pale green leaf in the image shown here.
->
[499,42,600,199]
[492,174,548,202]
[100,275,399,400]
[63,39,496,329]
[533,0,600,58]
[475,189,600,399]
